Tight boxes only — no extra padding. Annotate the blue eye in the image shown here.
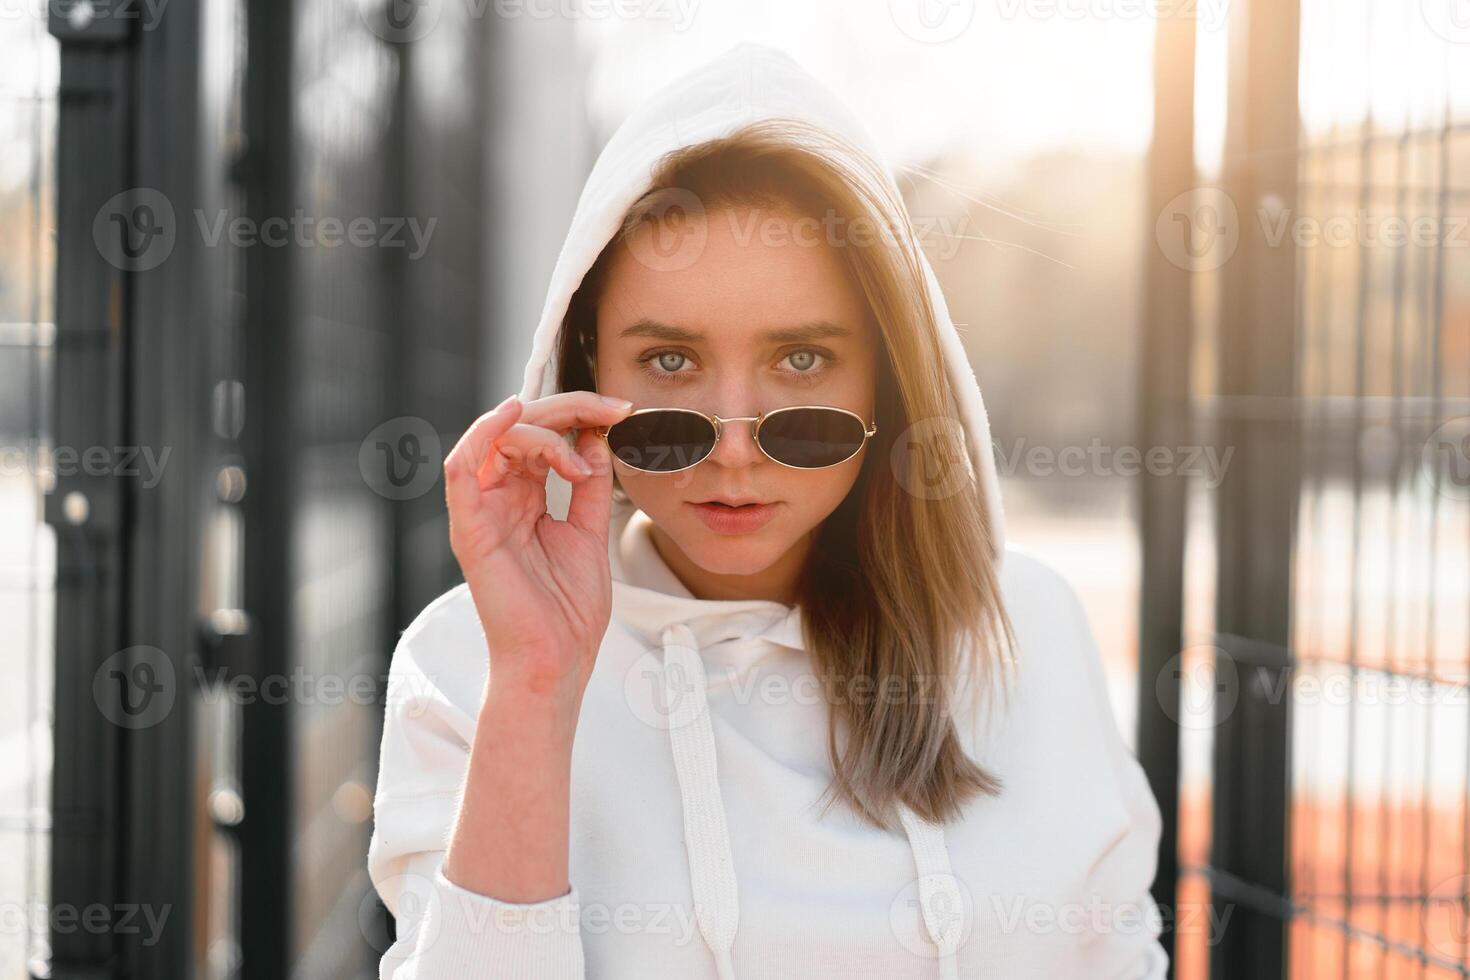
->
[780,348,834,382]
[638,349,696,383]
[786,350,819,372]
[637,346,835,385]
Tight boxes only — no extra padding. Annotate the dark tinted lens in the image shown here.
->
[605,410,717,473]
[758,408,867,468]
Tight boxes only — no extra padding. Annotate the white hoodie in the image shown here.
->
[367,41,1169,980]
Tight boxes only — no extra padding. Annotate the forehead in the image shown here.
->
[595,204,872,345]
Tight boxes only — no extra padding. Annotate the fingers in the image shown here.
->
[517,390,635,432]
[473,390,636,490]
[445,395,523,517]
[479,421,595,488]
[565,425,615,539]
[444,390,636,516]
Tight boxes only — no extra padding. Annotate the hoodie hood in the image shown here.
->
[513,42,992,980]
[518,41,1006,565]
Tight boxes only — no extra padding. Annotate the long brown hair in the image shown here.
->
[557,118,1014,831]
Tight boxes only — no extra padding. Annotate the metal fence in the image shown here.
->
[31,0,491,976]
[1140,0,1470,977]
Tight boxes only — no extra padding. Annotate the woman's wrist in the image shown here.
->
[445,678,579,904]
[481,671,584,754]
[484,640,592,735]
[485,636,594,713]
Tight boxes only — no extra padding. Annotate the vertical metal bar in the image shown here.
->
[43,34,133,980]
[1209,0,1302,975]
[1137,7,1197,972]
[239,0,294,973]
[121,0,212,975]
[46,4,221,975]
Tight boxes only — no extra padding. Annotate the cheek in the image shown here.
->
[781,457,864,508]
[812,464,868,527]
[613,465,701,502]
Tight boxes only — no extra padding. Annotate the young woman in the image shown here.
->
[368,42,1168,979]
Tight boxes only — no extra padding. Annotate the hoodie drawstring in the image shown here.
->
[658,622,970,979]
[898,803,966,980]
[661,623,740,980]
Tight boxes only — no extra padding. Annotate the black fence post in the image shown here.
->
[1136,6,1198,974]
[1209,0,1302,975]
[43,21,134,977]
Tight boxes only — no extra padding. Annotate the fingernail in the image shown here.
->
[601,395,634,411]
[574,453,594,475]
[494,394,520,413]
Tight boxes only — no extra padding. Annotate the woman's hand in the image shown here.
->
[443,390,635,711]
[440,390,633,906]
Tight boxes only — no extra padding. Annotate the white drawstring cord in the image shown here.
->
[659,618,968,980]
[661,623,740,980]
[898,803,967,980]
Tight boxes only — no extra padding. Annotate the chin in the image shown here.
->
[666,513,794,578]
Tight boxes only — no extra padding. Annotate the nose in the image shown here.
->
[706,408,765,468]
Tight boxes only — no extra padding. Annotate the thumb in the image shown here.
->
[565,426,615,541]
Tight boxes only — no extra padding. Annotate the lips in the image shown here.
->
[689,499,779,534]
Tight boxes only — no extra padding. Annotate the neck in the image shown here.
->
[647,523,811,605]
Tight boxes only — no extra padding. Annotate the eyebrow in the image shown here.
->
[617,318,853,344]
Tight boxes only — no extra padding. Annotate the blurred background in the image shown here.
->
[1,0,1467,977]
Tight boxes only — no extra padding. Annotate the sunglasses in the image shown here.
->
[595,405,878,474]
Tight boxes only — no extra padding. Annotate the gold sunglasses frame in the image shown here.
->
[595,405,878,474]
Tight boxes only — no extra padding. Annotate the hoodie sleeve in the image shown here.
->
[1056,574,1171,980]
[366,587,588,979]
